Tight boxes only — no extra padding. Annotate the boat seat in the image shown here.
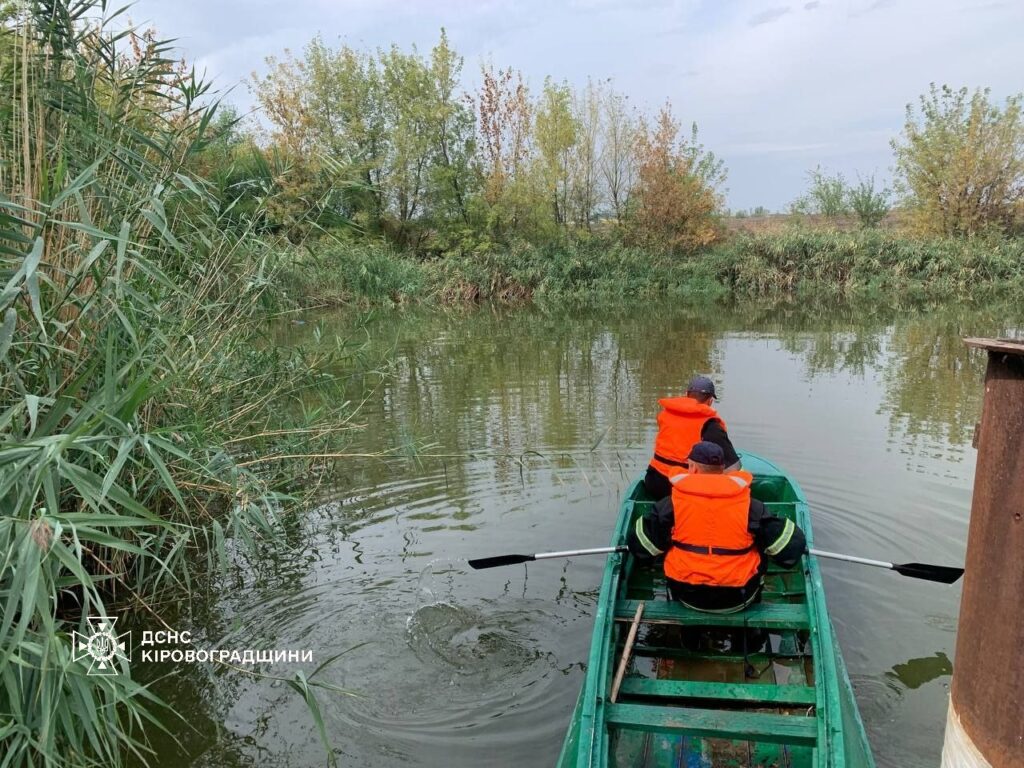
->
[635,571,807,599]
[616,679,817,706]
[605,703,818,746]
[615,599,810,630]
[761,502,797,514]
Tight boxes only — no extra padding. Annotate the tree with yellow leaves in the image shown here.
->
[893,84,1024,235]
[626,104,725,253]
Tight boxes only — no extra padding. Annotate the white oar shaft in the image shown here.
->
[533,546,624,561]
[810,548,893,570]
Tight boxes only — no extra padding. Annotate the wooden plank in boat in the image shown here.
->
[606,703,818,746]
[614,599,810,630]
[617,678,817,706]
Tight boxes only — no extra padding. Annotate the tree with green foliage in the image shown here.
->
[380,43,434,242]
[535,77,578,228]
[254,32,482,247]
[425,29,476,228]
[568,79,602,229]
[303,39,388,226]
[847,175,891,228]
[794,167,850,217]
[892,84,1024,235]
[250,45,358,239]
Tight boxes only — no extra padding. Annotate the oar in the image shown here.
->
[809,548,964,584]
[468,544,964,582]
[468,545,627,570]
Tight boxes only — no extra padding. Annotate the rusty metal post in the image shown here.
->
[941,339,1024,768]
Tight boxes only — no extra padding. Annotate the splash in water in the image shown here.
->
[415,556,467,605]
[406,600,545,684]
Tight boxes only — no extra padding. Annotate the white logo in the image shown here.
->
[72,616,130,675]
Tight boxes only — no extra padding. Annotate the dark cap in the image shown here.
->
[686,375,717,399]
[688,441,725,466]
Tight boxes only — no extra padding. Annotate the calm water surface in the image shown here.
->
[145,300,1021,768]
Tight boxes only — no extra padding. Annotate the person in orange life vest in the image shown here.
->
[628,441,806,613]
[645,376,739,501]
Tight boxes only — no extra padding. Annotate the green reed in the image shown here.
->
[1,3,362,765]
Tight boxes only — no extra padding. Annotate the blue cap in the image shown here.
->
[688,441,725,466]
[687,376,717,399]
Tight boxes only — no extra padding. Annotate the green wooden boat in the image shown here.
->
[556,452,875,767]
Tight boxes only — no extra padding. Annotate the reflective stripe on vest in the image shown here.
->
[649,397,725,478]
[765,518,795,556]
[633,517,664,557]
[663,470,761,588]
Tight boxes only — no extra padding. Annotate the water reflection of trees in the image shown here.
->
[272,306,725,514]
[280,299,1021,491]
[881,315,994,452]
[341,306,721,473]
[743,300,1017,453]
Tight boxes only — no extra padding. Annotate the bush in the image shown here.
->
[625,107,726,253]
[848,175,891,228]
[281,239,427,305]
[707,229,1024,297]
[793,167,850,217]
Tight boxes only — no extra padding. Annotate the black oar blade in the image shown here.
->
[893,562,964,584]
[467,554,535,570]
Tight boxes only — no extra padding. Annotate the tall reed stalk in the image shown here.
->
[1,3,359,765]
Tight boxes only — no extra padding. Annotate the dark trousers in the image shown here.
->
[666,574,764,613]
[667,575,768,656]
[643,465,673,500]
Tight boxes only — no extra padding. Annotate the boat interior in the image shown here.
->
[591,456,872,767]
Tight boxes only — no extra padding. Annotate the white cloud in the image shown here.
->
[128,0,1024,210]
[748,6,792,27]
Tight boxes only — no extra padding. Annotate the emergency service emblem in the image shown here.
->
[72,616,130,675]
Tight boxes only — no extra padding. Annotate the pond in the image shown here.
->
[143,299,1019,768]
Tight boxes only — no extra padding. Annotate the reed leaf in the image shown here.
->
[1,3,369,765]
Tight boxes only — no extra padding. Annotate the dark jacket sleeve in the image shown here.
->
[627,496,675,561]
[700,419,740,468]
[748,499,806,570]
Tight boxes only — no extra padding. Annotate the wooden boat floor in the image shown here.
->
[610,557,818,767]
[612,642,818,767]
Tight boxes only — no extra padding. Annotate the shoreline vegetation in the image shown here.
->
[238,29,1023,309]
[281,229,1024,308]
[1,2,1022,767]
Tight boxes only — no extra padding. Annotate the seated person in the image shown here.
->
[645,376,739,501]
[628,441,805,613]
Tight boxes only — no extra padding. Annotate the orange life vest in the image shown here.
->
[649,397,726,478]
[663,470,761,587]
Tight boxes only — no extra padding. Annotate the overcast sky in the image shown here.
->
[128,0,1024,211]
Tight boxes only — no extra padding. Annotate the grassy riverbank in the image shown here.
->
[282,228,1024,307]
